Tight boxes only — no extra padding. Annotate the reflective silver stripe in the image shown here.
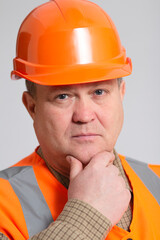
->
[0,166,53,237]
[125,157,160,205]
[0,166,25,179]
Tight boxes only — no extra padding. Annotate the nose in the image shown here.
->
[72,98,95,124]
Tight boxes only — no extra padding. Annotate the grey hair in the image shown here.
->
[117,77,123,87]
[25,80,37,98]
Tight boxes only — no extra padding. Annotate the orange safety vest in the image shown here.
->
[0,150,160,240]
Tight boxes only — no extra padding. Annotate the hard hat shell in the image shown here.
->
[11,0,132,85]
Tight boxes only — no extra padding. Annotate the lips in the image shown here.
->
[72,133,101,141]
[73,133,99,137]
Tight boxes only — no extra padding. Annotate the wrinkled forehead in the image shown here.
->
[37,79,118,93]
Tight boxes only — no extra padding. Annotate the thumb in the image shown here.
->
[66,156,83,181]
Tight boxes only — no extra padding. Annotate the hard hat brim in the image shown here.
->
[11,58,132,86]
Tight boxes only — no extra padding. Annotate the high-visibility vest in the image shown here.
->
[0,150,159,240]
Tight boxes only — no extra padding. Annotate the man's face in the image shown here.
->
[23,79,125,176]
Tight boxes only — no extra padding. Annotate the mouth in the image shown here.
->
[72,133,101,141]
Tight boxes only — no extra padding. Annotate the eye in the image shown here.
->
[57,94,68,100]
[94,89,105,96]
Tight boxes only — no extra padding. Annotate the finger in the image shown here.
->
[66,156,83,181]
[123,189,131,208]
[88,151,115,168]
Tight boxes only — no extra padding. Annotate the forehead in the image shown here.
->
[37,79,117,94]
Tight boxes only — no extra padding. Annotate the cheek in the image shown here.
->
[111,101,124,136]
[34,103,72,139]
[100,100,124,135]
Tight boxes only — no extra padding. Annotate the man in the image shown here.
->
[0,0,160,239]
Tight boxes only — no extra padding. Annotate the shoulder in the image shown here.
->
[119,154,160,178]
[0,149,46,182]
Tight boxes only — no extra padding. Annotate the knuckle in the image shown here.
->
[127,189,131,199]
[104,151,114,159]
[89,162,101,175]
[114,176,125,191]
[118,176,126,186]
[123,189,131,202]
[91,151,115,165]
[108,165,119,175]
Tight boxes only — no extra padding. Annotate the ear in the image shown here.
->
[22,92,36,120]
[119,80,126,101]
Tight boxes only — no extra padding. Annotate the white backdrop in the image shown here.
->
[0,0,160,170]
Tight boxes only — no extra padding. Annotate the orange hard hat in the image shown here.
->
[11,0,132,85]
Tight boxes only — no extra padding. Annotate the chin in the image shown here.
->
[78,156,93,166]
[71,146,109,166]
